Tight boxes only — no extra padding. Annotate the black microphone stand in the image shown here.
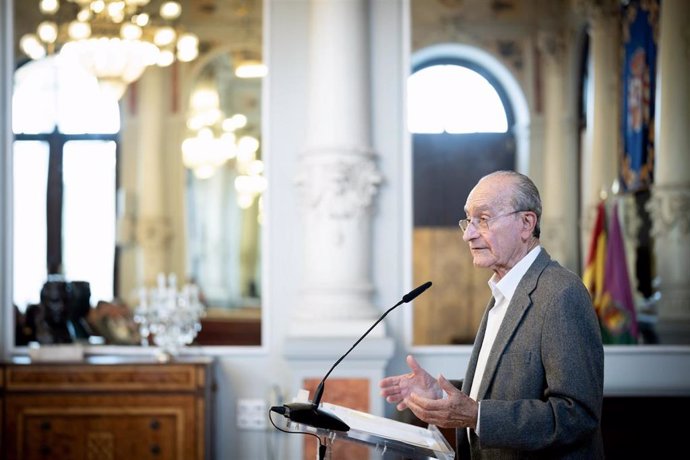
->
[269,282,433,457]
[312,280,433,409]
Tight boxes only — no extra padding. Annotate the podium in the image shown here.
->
[287,402,455,459]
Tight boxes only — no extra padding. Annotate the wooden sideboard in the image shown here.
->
[0,356,215,460]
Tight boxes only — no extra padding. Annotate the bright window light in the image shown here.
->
[13,142,49,310]
[408,64,508,134]
[13,55,120,135]
[62,141,116,304]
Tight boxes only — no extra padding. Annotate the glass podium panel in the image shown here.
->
[290,402,455,460]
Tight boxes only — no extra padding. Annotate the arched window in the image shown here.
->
[13,55,119,312]
[409,59,515,228]
[408,64,509,134]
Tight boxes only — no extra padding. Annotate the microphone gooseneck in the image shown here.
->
[402,280,432,303]
[313,280,433,408]
[271,281,433,432]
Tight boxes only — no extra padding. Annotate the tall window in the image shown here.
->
[13,55,119,312]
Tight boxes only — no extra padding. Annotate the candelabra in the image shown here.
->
[134,273,204,361]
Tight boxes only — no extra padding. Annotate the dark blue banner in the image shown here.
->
[620,0,659,191]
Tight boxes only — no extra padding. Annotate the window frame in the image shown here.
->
[13,130,120,282]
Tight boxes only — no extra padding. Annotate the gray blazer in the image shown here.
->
[457,249,604,459]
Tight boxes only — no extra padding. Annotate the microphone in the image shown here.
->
[271,281,432,432]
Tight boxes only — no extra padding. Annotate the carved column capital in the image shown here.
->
[295,146,382,220]
[646,185,690,237]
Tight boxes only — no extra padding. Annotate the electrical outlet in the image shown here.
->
[237,398,267,430]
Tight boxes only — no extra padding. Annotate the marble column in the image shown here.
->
[133,67,173,288]
[292,0,382,337]
[646,0,690,344]
[538,30,573,267]
[283,3,396,456]
[580,0,620,260]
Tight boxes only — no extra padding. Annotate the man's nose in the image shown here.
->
[461,224,477,242]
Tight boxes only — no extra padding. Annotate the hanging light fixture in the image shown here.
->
[182,87,259,179]
[233,135,266,209]
[234,51,267,79]
[182,85,265,208]
[19,0,200,100]
[232,0,266,79]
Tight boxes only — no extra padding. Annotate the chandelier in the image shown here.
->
[19,0,199,100]
[182,87,265,208]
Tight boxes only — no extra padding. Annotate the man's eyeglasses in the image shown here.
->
[458,210,525,233]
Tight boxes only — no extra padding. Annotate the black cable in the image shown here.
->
[268,406,328,460]
[266,385,284,460]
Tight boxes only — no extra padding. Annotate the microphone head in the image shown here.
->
[402,281,432,303]
[280,402,350,432]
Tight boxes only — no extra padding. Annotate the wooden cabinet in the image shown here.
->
[0,356,215,460]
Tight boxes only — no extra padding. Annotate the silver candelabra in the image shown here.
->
[134,273,205,361]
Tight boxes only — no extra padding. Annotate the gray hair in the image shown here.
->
[483,170,542,238]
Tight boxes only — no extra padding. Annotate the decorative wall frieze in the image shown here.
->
[572,0,620,21]
[295,147,382,220]
[646,185,690,237]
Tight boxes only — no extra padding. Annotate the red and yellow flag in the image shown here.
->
[583,200,638,344]
[583,201,607,308]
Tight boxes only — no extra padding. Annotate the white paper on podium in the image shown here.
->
[319,402,455,457]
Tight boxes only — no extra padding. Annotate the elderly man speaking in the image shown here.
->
[380,170,604,459]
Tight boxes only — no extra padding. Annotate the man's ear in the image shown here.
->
[521,211,537,237]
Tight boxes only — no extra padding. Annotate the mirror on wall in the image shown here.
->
[182,49,264,343]
[11,0,265,348]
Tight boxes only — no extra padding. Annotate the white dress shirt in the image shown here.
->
[469,246,541,435]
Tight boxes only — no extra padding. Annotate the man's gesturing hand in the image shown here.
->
[379,355,442,411]
[404,374,478,430]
